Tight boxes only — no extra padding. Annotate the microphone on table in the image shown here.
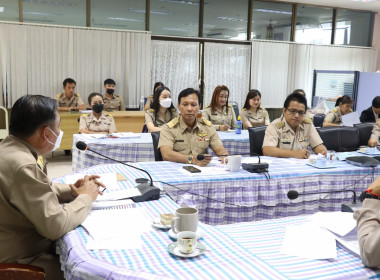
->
[287,189,361,213]
[76,141,160,203]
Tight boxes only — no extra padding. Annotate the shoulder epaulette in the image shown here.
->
[202,118,212,126]
[276,121,285,129]
[74,92,80,97]
[168,117,179,128]
[82,113,89,117]
[350,108,353,112]
[228,105,232,107]
[105,113,113,118]
[115,94,121,98]
[333,108,338,112]
[303,117,312,124]
[259,107,265,110]
[171,108,177,112]
[56,92,64,98]
[206,105,211,108]
[242,108,247,111]
[149,108,155,113]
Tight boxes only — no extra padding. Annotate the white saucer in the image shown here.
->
[167,242,206,258]
[152,217,171,229]
[168,228,204,240]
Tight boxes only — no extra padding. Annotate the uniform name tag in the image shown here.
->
[175,140,184,142]
[282,141,291,144]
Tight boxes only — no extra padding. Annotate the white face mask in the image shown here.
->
[47,127,64,151]
[160,98,172,108]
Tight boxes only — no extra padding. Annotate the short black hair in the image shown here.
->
[372,96,380,108]
[178,88,202,105]
[284,92,307,110]
[335,95,353,107]
[88,92,103,105]
[292,89,305,96]
[63,78,76,87]
[104,78,116,86]
[10,95,58,138]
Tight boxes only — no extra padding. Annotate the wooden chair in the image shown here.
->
[0,263,45,280]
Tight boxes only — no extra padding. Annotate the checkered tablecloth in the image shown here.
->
[71,131,250,172]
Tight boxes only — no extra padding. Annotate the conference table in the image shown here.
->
[55,164,380,279]
[72,130,250,172]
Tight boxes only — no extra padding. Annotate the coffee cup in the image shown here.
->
[224,155,241,172]
[177,231,197,254]
[171,207,198,234]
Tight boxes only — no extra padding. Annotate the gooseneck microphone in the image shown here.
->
[76,141,160,202]
[287,189,360,213]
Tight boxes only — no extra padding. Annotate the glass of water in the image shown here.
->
[326,150,336,164]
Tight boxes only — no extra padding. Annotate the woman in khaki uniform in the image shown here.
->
[144,82,164,111]
[145,86,178,132]
[323,95,353,127]
[241,89,270,129]
[202,85,236,131]
[79,93,117,134]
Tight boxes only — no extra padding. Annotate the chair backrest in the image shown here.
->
[317,126,360,152]
[151,132,163,161]
[0,263,45,280]
[248,126,267,156]
[354,122,374,146]
[142,124,148,133]
[313,114,325,128]
[0,106,9,139]
[229,101,239,120]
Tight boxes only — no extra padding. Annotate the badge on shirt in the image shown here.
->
[281,133,290,144]
[37,155,44,169]
[197,132,208,142]
[299,136,308,142]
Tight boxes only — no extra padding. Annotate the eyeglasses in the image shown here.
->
[286,109,305,116]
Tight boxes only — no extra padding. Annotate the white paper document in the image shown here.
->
[91,199,135,210]
[309,212,356,236]
[334,229,360,258]
[281,222,337,259]
[342,112,360,127]
[109,132,141,138]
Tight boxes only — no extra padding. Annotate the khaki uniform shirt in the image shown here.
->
[324,106,343,125]
[103,94,125,111]
[354,199,380,267]
[145,108,178,127]
[144,95,154,111]
[202,105,236,130]
[240,107,269,127]
[370,120,380,141]
[79,112,117,133]
[56,92,84,108]
[263,116,323,150]
[158,117,223,156]
[0,135,92,263]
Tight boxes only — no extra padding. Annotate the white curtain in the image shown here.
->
[0,22,151,108]
[204,43,250,109]
[151,40,199,106]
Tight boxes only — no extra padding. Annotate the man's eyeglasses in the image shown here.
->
[286,109,305,116]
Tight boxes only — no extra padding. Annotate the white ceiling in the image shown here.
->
[274,0,380,13]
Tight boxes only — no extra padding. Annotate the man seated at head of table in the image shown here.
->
[158,88,229,167]
[0,95,104,280]
[145,86,178,132]
[56,78,85,112]
[360,96,380,123]
[103,78,125,111]
[262,92,327,159]
[79,92,117,134]
[323,95,354,127]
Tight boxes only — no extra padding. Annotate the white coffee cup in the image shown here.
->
[177,231,197,254]
[224,155,242,172]
[171,207,198,234]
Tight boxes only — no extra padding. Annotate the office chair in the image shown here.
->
[142,124,148,133]
[0,263,45,280]
[313,114,325,128]
[151,132,163,161]
[229,101,240,120]
[354,123,374,146]
[248,126,267,156]
[317,126,360,152]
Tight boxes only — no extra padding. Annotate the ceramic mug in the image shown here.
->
[171,207,198,234]
[177,231,197,254]
[224,155,241,172]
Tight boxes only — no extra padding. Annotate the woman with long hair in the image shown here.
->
[202,85,236,131]
[323,95,353,127]
[144,82,164,111]
[241,89,269,129]
[145,86,177,132]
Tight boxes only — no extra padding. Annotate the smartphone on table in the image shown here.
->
[183,166,201,173]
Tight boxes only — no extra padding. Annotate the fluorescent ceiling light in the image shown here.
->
[23,0,76,6]
[254,9,292,15]
[162,27,189,32]
[129,9,173,15]
[351,0,378,2]
[106,17,144,22]
[159,0,200,5]
[217,16,247,22]
[0,7,4,12]
[23,11,62,16]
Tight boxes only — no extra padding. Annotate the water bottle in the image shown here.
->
[139,96,145,111]
[235,116,242,134]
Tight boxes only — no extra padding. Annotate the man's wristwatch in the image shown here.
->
[360,189,380,202]
[187,155,193,164]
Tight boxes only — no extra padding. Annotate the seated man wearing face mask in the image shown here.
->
[79,92,117,134]
[102,78,125,111]
[145,86,178,132]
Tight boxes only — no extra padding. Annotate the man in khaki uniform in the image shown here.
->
[159,88,229,167]
[56,78,85,112]
[263,93,327,159]
[103,78,125,111]
[368,120,380,147]
[0,95,104,280]
[202,105,236,130]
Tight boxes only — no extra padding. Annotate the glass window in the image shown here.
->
[150,0,199,37]
[23,0,85,26]
[0,0,19,22]
[335,9,372,47]
[295,5,333,45]
[91,0,145,30]
[203,0,248,41]
[252,1,293,41]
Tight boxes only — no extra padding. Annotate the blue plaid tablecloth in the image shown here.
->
[72,131,250,172]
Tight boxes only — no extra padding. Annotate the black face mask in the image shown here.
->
[92,103,104,114]
[106,89,114,95]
